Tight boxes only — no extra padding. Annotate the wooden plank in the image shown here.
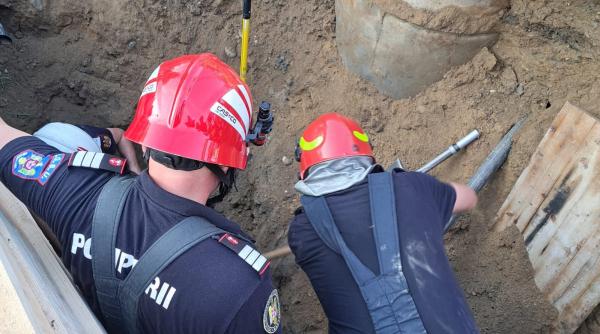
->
[494,102,600,333]
[0,182,106,333]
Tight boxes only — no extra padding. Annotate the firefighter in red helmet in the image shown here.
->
[295,112,374,180]
[289,113,478,334]
[0,54,280,333]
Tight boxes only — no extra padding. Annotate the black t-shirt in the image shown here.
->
[288,170,479,334]
[0,136,281,333]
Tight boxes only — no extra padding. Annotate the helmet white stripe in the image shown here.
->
[140,82,157,98]
[222,89,250,131]
[210,102,246,140]
[237,85,252,116]
[147,66,160,83]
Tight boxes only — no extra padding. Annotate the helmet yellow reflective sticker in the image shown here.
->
[299,135,324,151]
[353,131,369,143]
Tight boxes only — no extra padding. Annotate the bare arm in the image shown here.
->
[449,182,478,214]
[0,116,29,150]
[107,128,142,174]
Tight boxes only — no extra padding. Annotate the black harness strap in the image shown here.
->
[92,176,228,334]
[92,176,135,333]
[119,217,224,334]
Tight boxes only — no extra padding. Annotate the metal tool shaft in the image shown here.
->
[444,118,526,232]
[417,130,480,173]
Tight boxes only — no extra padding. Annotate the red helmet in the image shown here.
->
[296,113,374,179]
[125,54,253,170]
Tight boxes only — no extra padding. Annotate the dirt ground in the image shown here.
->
[0,0,599,333]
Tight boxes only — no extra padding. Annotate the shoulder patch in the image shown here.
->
[68,151,127,174]
[218,233,271,276]
[39,154,66,185]
[263,289,280,333]
[12,150,65,185]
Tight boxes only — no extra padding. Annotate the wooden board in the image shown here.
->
[494,102,600,333]
[0,182,106,333]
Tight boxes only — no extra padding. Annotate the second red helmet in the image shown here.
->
[125,54,253,170]
[296,113,374,179]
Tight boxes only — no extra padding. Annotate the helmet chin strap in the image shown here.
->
[146,149,236,207]
[205,164,236,208]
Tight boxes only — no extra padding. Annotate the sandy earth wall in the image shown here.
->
[0,0,599,333]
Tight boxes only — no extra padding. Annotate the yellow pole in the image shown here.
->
[240,19,250,82]
[240,0,251,82]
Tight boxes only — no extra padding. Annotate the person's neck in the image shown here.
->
[147,159,218,205]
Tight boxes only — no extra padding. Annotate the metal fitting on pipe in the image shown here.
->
[417,130,480,173]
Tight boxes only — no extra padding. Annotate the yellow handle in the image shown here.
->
[240,18,250,82]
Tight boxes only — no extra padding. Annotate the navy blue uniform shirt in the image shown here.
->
[289,170,478,334]
[0,136,281,334]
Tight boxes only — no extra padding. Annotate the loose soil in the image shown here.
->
[0,0,599,333]
[374,0,509,34]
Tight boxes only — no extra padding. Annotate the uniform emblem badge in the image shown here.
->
[12,150,65,185]
[226,235,239,245]
[263,289,280,333]
[109,157,123,167]
[12,150,50,180]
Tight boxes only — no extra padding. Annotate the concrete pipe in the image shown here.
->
[335,0,508,99]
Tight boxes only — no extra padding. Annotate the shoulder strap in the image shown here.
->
[301,195,374,283]
[218,233,271,276]
[367,172,401,275]
[91,176,135,332]
[119,216,224,334]
[300,195,341,254]
[69,151,127,174]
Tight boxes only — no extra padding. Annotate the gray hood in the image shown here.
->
[295,156,375,196]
